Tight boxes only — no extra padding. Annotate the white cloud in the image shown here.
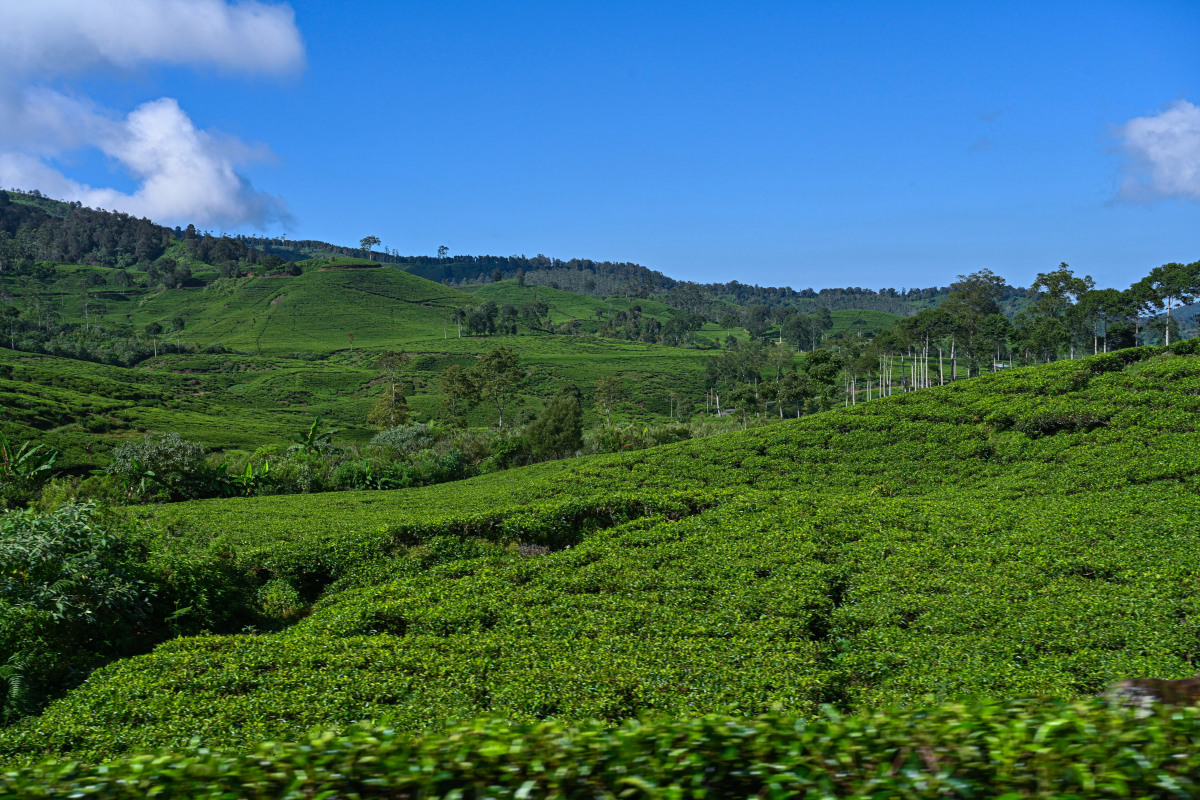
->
[0,98,288,227]
[0,0,303,76]
[0,0,302,228]
[1116,100,1200,202]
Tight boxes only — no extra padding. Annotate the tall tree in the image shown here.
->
[743,305,772,340]
[728,382,764,427]
[468,301,498,335]
[1029,263,1094,320]
[367,383,410,429]
[526,385,583,460]
[360,236,381,259]
[1135,261,1200,346]
[470,346,526,428]
[1071,287,1129,354]
[2,305,19,349]
[439,364,477,424]
[1021,263,1094,358]
[497,304,519,335]
[941,269,1007,376]
[775,371,813,418]
[369,349,412,429]
[519,299,548,332]
[144,322,162,358]
[593,375,626,424]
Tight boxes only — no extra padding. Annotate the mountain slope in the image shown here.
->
[97,262,472,354]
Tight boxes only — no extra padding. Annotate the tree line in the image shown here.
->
[703,261,1200,422]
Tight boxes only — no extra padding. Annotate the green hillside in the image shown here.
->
[0,266,734,471]
[91,262,470,354]
[5,343,1200,764]
[0,333,721,473]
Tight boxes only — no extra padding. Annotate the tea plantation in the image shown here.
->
[2,343,1199,796]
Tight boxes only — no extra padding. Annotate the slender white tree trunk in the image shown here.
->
[1167,297,1173,346]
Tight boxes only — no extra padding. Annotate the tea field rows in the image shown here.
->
[5,344,1199,763]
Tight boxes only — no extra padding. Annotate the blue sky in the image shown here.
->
[0,0,1197,290]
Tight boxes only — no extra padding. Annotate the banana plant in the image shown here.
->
[357,459,401,491]
[227,460,270,497]
[292,415,341,455]
[92,457,157,500]
[0,431,58,489]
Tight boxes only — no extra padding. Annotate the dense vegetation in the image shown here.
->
[9,703,1200,799]
[2,342,1199,770]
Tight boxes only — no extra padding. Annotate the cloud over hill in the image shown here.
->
[0,0,304,228]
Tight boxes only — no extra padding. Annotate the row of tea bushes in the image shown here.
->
[7,701,1200,799]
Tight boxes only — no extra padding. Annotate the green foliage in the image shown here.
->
[106,433,221,501]
[365,385,410,429]
[0,504,152,722]
[471,346,527,428]
[525,388,583,460]
[0,432,57,509]
[7,346,1200,760]
[12,702,1200,799]
[369,422,442,455]
[289,416,341,456]
[592,374,626,424]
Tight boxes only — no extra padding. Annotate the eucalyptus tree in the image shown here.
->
[940,269,1007,377]
[471,346,526,428]
[2,304,18,349]
[368,351,412,429]
[438,364,477,424]
[1022,263,1093,358]
[1070,288,1128,354]
[728,382,765,428]
[775,371,813,417]
[593,376,626,425]
[1134,261,1200,346]
[141,322,163,357]
[359,236,381,258]
[765,342,794,381]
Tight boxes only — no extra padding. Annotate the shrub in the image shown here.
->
[0,504,153,722]
[369,422,441,455]
[106,433,222,501]
[256,578,305,623]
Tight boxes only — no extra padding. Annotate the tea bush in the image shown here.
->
[10,702,1200,799]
